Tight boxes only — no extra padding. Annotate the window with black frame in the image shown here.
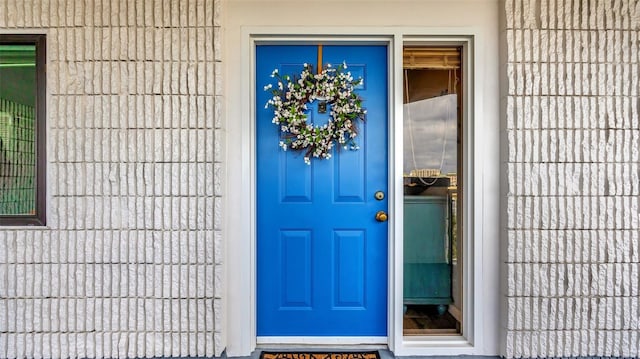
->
[0,35,46,225]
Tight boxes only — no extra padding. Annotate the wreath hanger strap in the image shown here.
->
[316,44,327,113]
[317,44,323,74]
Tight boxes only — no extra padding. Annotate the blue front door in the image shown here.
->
[256,44,388,336]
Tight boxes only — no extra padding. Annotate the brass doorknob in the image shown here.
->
[375,210,388,222]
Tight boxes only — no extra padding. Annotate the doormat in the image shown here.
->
[260,352,380,359]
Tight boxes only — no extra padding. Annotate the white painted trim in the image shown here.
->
[243,31,395,354]
[391,33,480,357]
[257,337,387,345]
[228,25,497,358]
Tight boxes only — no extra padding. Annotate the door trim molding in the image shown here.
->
[242,32,395,352]
[227,26,497,357]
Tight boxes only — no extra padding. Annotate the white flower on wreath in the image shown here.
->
[264,62,366,165]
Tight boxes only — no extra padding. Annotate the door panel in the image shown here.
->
[335,147,366,202]
[280,230,313,308]
[256,44,388,336]
[333,230,366,308]
[282,155,312,202]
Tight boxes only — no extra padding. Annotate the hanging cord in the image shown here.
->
[453,68,459,94]
[404,69,420,173]
[437,70,451,173]
[404,69,439,186]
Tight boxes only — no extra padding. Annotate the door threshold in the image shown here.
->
[257,345,388,351]
[257,337,387,347]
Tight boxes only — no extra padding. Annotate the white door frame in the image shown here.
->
[226,26,496,357]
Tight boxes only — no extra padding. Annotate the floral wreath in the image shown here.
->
[264,62,366,165]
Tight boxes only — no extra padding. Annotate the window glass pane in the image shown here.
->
[0,44,37,216]
[402,47,462,335]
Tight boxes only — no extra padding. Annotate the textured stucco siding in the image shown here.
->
[505,0,640,357]
[0,0,224,358]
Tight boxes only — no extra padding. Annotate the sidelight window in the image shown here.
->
[402,46,463,335]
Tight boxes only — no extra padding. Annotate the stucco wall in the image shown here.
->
[0,1,224,358]
[504,0,640,357]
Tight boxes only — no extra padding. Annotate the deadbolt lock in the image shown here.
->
[374,191,385,200]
